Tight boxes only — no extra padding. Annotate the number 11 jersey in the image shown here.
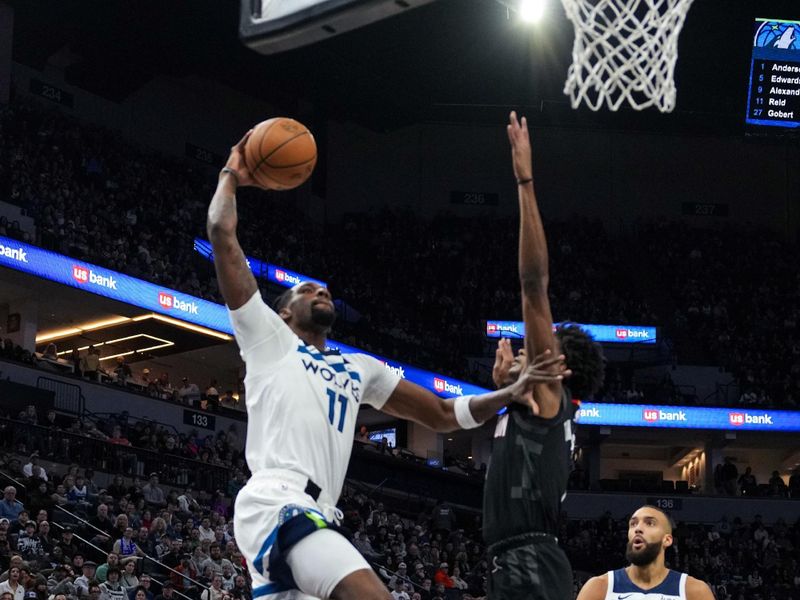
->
[228,292,400,502]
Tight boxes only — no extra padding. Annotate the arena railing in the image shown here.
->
[83,410,183,440]
[0,416,231,491]
[37,375,85,415]
[366,558,425,594]
[51,512,207,598]
[0,468,27,492]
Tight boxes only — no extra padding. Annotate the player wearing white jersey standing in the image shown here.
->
[207,131,568,600]
[577,506,714,600]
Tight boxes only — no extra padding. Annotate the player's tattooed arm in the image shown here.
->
[207,131,259,310]
[507,111,562,419]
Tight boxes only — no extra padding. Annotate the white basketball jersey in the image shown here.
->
[228,292,400,502]
[605,569,688,600]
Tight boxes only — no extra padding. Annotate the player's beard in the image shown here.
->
[310,305,336,328]
[625,540,663,566]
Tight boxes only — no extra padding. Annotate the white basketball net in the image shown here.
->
[560,0,694,112]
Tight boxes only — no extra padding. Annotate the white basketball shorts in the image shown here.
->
[234,469,371,600]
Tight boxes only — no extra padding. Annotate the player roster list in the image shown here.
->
[746,19,800,130]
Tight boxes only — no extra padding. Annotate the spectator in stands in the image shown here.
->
[388,562,408,590]
[153,581,175,600]
[738,467,757,497]
[200,544,232,577]
[220,564,235,592]
[433,563,453,589]
[15,523,43,562]
[790,467,800,498]
[353,531,382,561]
[88,504,114,546]
[21,455,47,484]
[172,554,196,592]
[768,471,788,497]
[58,527,80,559]
[68,475,92,510]
[142,475,166,510]
[100,567,126,600]
[721,458,739,496]
[450,566,468,591]
[176,489,199,519]
[390,580,410,600]
[229,576,248,600]
[0,555,23,582]
[74,560,96,597]
[87,582,103,600]
[157,374,173,401]
[113,529,141,558]
[108,428,131,447]
[355,425,371,444]
[106,478,127,500]
[80,347,102,380]
[46,565,76,598]
[418,578,433,600]
[178,378,200,407]
[130,587,148,600]
[197,519,214,544]
[34,522,52,557]
[200,575,224,600]
[120,560,139,592]
[0,490,21,522]
[113,358,133,386]
[205,380,220,411]
[0,566,23,600]
[19,406,38,426]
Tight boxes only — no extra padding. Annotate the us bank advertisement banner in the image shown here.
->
[0,236,231,333]
[4,235,796,424]
[193,237,326,289]
[326,339,488,399]
[486,320,657,344]
[0,236,479,399]
[575,403,800,432]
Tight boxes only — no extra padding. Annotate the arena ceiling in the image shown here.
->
[9,0,800,133]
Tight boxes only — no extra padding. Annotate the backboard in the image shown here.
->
[240,0,435,55]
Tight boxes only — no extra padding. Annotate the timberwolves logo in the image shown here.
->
[278,504,326,526]
[755,21,800,50]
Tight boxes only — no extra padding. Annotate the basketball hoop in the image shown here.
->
[559,0,695,112]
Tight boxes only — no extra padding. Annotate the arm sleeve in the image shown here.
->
[347,354,401,410]
[227,291,296,368]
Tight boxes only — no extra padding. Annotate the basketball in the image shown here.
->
[243,117,317,190]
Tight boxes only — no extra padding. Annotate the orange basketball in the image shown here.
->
[243,117,317,190]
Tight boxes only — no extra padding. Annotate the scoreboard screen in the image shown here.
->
[746,18,800,130]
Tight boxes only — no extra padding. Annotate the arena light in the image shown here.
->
[36,327,82,343]
[519,0,545,22]
[144,314,233,341]
[36,316,132,343]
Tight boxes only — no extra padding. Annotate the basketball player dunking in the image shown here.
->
[482,112,606,600]
[207,131,567,600]
[577,505,714,600]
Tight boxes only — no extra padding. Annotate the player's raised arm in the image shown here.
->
[207,132,259,311]
[508,111,562,418]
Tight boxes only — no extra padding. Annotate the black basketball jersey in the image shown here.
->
[482,387,576,546]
